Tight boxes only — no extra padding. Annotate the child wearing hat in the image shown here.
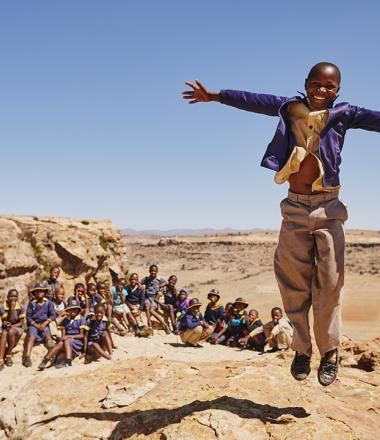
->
[0,289,25,370]
[84,303,112,361]
[23,283,56,367]
[38,300,86,370]
[226,298,249,347]
[178,298,213,347]
[204,289,224,325]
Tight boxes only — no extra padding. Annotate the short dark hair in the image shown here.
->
[271,307,283,314]
[307,62,341,84]
[94,303,105,312]
[149,264,158,271]
[74,282,85,290]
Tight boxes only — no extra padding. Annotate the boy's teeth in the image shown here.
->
[314,96,325,100]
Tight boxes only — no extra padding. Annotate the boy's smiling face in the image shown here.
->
[305,64,340,110]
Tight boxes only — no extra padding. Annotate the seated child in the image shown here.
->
[0,289,25,370]
[178,298,213,347]
[155,275,178,333]
[225,297,249,347]
[111,277,139,335]
[238,309,266,351]
[67,283,89,314]
[38,300,86,370]
[86,282,105,315]
[84,303,113,361]
[209,302,233,345]
[50,286,67,340]
[140,265,169,332]
[263,307,293,352]
[125,273,145,319]
[204,288,224,325]
[173,288,191,319]
[23,283,56,368]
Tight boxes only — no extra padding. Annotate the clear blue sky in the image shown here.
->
[1,1,380,230]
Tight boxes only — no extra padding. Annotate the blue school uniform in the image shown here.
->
[87,293,105,310]
[125,285,145,310]
[67,294,87,310]
[0,302,25,329]
[85,316,110,342]
[26,298,56,342]
[140,276,166,301]
[60,315,87,355]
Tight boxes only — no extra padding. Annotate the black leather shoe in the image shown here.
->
[291,352,311,381]
[318,349,339,386]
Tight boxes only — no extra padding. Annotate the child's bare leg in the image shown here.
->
[145,303,152,327]
[64,339,73,360]
[126,312,137,328]
[91,342,111,360]
[166,304,176,329]
[150,309,168,328]
[45,341,64,360]
[0,331,7,364]
[24,334,36,358]
[7,328,22,357]
[103,332,113,356]
[111,315,125,332]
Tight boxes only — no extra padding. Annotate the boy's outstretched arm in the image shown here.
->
[182,80,288,116]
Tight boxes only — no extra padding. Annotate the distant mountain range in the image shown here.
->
[122,227,268,236]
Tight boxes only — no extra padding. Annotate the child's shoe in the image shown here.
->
[23,357,32,368]
[164,325,171,335]
[38,357,50,371]
[290,352,311,381]
[318,349,339,386]
[4,356,13,367]
[0,362,4,371]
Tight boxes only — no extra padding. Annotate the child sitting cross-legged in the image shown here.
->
[38,300,86,370]
[0,289,26,370]
[238,309,266,351]
[264,307,294,353]
[84,303,113,362]
[225,297,249,347]
[178,298,213,347]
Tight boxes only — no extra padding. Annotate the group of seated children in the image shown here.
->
[0,264,293,371]
[178,289,293,350]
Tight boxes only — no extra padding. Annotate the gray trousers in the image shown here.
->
[274,190,348,357]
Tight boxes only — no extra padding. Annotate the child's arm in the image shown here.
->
[348,105,380,132]
[182,80,288,116]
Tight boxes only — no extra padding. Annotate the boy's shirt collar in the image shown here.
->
[4,301,21,310]
[32,297,48,304]
[90,315,108,322]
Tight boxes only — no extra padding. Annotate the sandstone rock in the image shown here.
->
[101,381,157,409]
[0,216,128,302]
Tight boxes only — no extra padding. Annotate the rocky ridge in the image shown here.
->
[0,216,128,300]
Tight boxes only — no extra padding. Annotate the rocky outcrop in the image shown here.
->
[0,334,379,440]
[0,216,128,301]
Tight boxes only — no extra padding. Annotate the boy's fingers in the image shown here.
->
[185,81,198,90]
[189,99,198,104]
[195,80,207,93]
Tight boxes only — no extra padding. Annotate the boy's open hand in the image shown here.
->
[182,80,219,104]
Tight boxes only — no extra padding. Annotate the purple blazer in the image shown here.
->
[219,90,380,187]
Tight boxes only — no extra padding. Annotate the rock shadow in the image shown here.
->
[33,395,310,439]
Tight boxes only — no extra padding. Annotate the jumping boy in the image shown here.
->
[183,62,380,385]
